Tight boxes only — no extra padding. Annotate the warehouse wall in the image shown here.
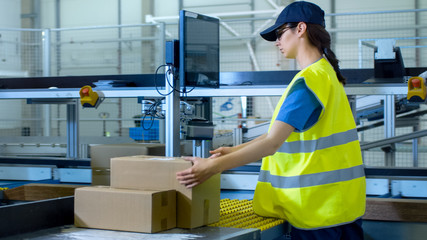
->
[39,0,143,28]
[0,0,20,28]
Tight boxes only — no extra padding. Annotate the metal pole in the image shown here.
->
[43,106,51,137]
[193,140,201,157]
[165,66,180,157]
[55,0,61,76]
[159,23,166,69]
[193,140,211,158]
[361,129,427,150]
[413,125,419,167]
[360,120,365,162]
[384,95,395,166]
[117,0,122,74]
[42,29,51,137]
[415,0,420,67]
[330,0,336,51]
[66,101,79,159]
[117,0,123,137]
[159,118,165,144]
[241,96,247,128]
[358,40,363,69]
[42,29,51,77]
[348,95,357,123]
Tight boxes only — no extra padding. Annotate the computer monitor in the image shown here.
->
[179,10,220,89]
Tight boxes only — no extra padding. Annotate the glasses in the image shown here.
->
[275,27,291,41]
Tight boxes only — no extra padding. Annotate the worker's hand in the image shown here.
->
[209,146,234,159]
[176,156,217,188]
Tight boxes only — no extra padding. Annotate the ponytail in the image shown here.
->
[322,46,346,85]
[305,23,346,85]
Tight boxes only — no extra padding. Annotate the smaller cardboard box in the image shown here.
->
[110,155,220,229]
[74,186,176,233]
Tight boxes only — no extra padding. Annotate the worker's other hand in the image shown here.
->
[209,147,234,159]
[176,156,216,188]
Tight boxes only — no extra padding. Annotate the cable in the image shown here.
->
[140,98,165,130]
[142,114,155,130]
[154,63,199,97]
[154,64,174,96]
[167,66,197,95]
[154,99,165,119]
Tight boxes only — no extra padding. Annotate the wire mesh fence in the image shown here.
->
[49,24,165,77]
[0,28,43,78]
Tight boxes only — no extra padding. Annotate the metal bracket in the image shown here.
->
[374,39,397,60]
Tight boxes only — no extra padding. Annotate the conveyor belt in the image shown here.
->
[210,199,285,231]
[0,197,288,240]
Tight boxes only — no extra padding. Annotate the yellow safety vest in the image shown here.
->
[253,58,366,230]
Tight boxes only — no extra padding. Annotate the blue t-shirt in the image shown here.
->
[275,80,322,132]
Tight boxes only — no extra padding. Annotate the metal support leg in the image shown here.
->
[233,128,243,146]
[384,95,395,167]
[360,120,365,162]
[413,125,419,167]
[42,29,51,77]
[165,66,180,157]
[43,105,51,136]
[159,119,165,144]
[42,29,52,137]
[193,140,211,158]
[347,95,357,123]
[66,101,79,159]
[240,96,247,128]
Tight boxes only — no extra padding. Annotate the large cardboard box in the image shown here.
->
[90,143,165,185]
[110,155,220,229]
[74,186,176,233]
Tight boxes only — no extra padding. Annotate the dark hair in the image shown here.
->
[285,22,346,85]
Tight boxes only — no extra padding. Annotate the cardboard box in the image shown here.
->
[110,155,220,228]
[90,143,166,185]
[74,186,176,233]
[4,183,82,201]
[364,198,427,222]
[90,143,166,169]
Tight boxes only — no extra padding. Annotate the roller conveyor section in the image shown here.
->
[211,199,285,231]
[0,197,288,240]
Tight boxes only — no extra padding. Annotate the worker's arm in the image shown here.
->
[209,133,267,158]
[177,121,294,188]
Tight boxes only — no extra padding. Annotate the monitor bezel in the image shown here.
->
[179,10,220,89]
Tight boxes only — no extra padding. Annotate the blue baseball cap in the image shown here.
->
[260,1,325,41]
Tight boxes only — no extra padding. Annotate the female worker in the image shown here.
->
[177,1,366,239]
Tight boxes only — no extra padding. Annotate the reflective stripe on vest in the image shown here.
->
[277,128,359,154]
[258,164,364,189]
